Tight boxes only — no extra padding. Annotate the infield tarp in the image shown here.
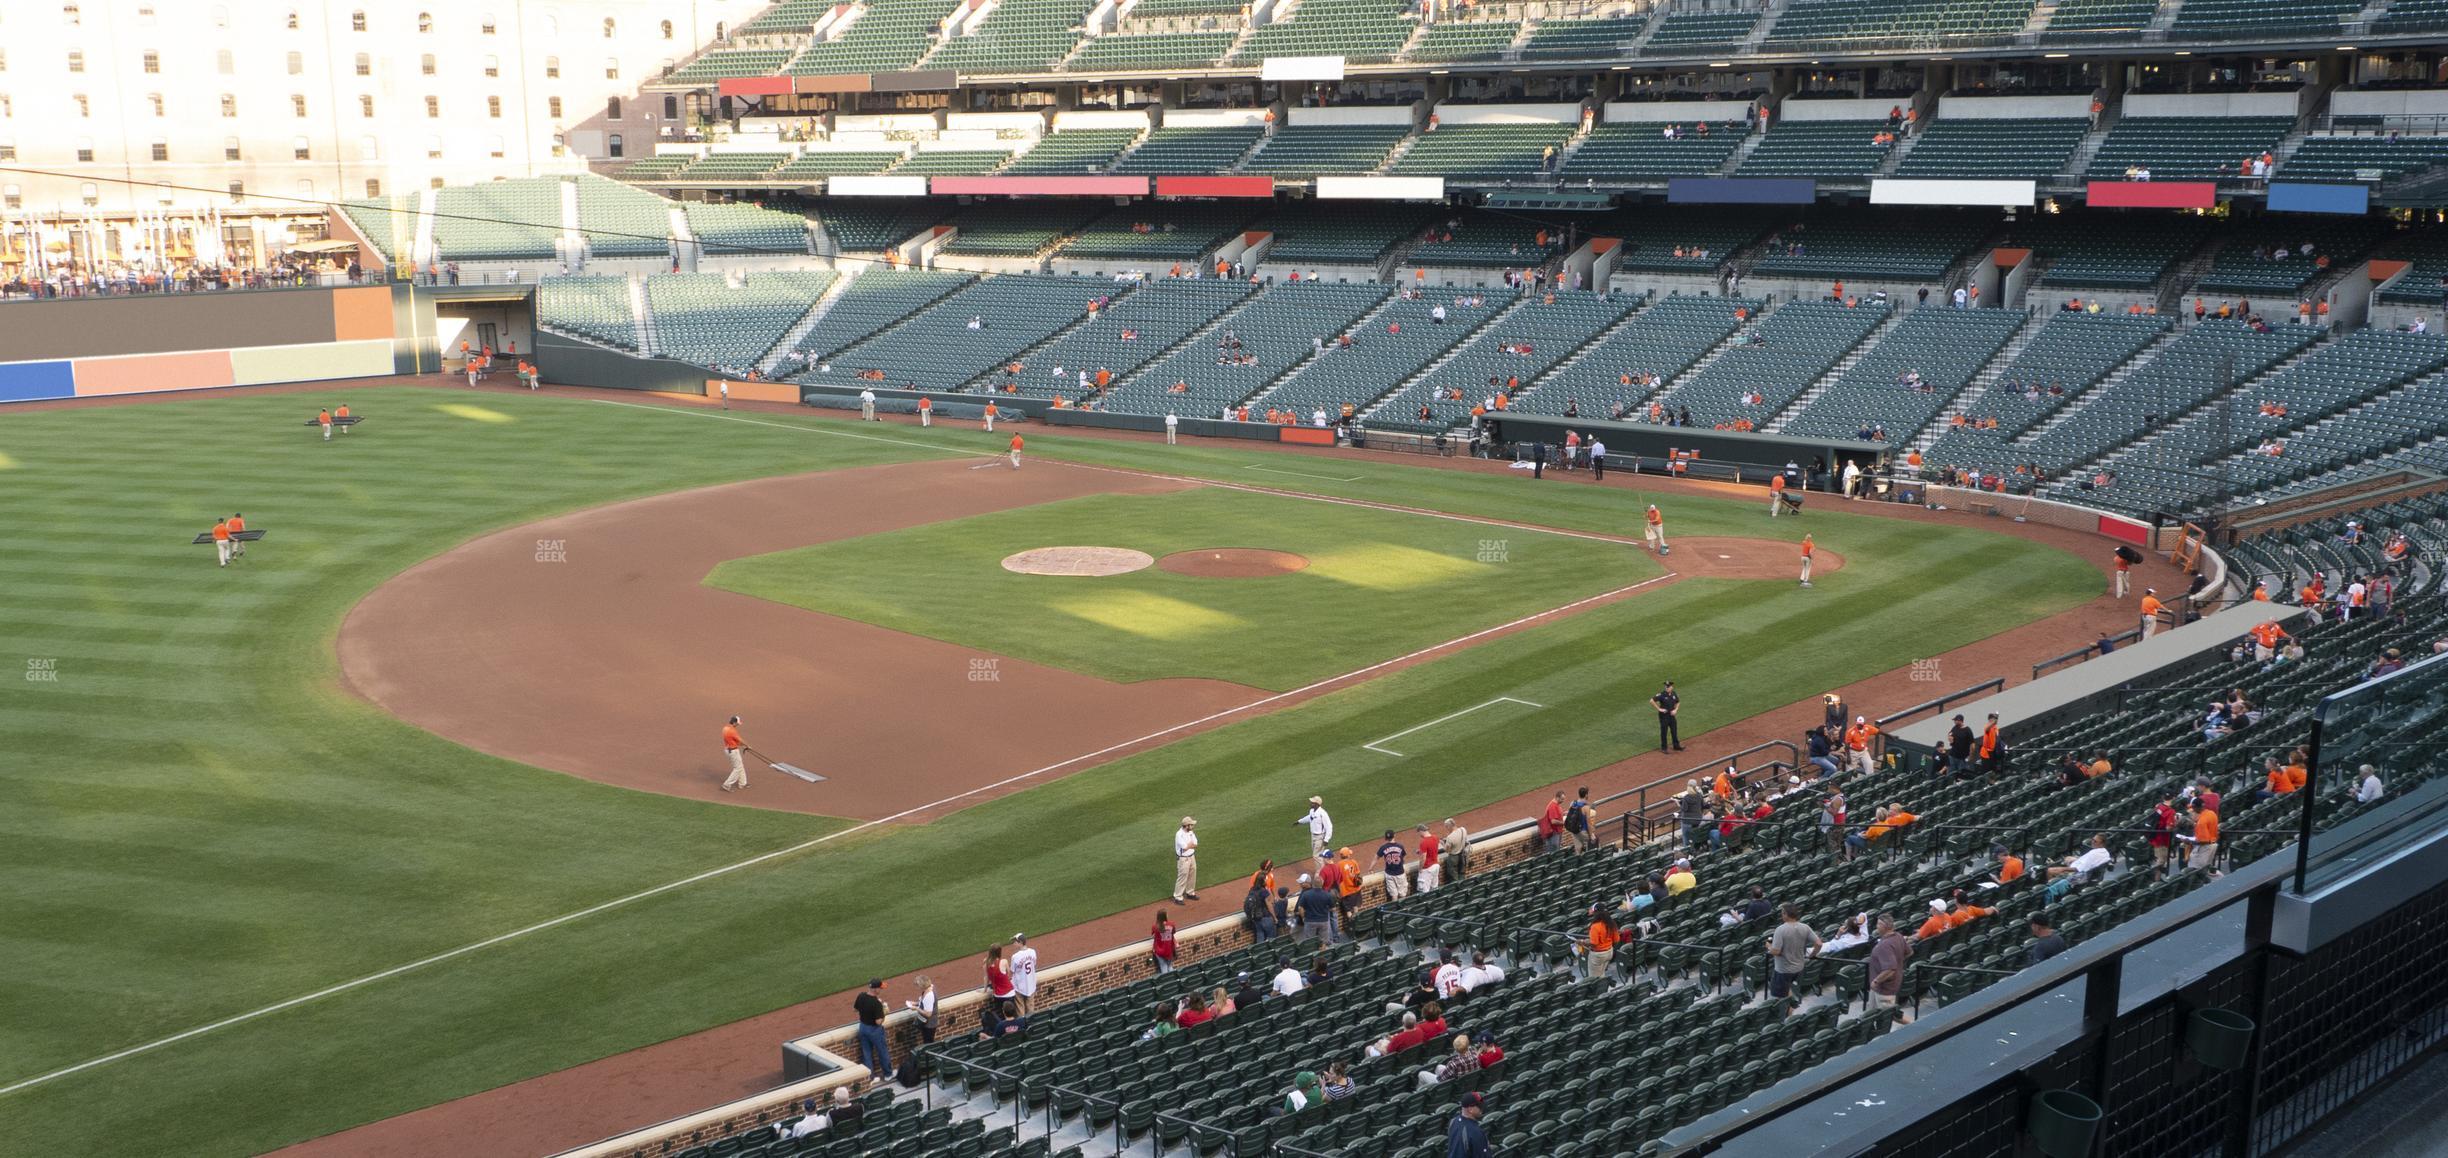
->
[0,359,77,402]
[1668,178,1816,205]
[2267,182,2372,215]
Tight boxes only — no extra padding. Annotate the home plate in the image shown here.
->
[1718,554,1732,559]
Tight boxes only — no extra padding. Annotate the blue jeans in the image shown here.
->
[856,1023,889,1076]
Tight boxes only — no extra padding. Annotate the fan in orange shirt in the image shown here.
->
[2138,588,2165,639]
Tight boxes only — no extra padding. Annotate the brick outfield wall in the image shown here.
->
[563,827,1544,1158]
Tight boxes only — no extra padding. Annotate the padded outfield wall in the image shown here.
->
[0,284,415,403]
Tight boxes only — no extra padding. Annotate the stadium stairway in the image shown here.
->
[2028,328,2333,481]
[1764,306,1909,430]
[629,279,659,357]
[756,275,860,376]
[1910,310,2056,451]
[1741,0,1793,48]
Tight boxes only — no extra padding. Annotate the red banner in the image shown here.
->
[2096,514,2151,546]
[716,76,793,97]
[1278,426,1335,446]
[929,176,1150,197]
[2085,181,2217,210]
[1154,176,1274,199]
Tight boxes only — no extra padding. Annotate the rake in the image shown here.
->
[746,747,826,783]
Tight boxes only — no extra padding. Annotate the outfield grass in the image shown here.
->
[0,393,2098,1156]
[709,487,1654,689]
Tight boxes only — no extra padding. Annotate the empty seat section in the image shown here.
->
[1375,291,1633,429]
[1235,0,1412,63]
[2084,116,2292,180]
[1764,0,2038,45]
[1735,119,1891,176]
[2193,220,2387,295]
[1519,16,1645,58]
[740,0,838,34]
[2041,0,2156,36]
[1066,30,1238,70]
[1662,299,1888,425]
[1242,124,1413,176]
[663,49,793,85]
[2375,232,2448,306]
[1408,215,1564,269]
[989,278,1255,399]
[828,275,1116,392]
[574,175,677,257]
[2171,0,2358,36]
[2011,214,2211,290]
[1893,118,2086,179]
[925,0,1094,73]
[682,203,812,255]
[2377,0,2448,30]
[1643,8,1763,48]
[768,151,907,179]
[816,200,951,252]
[1060,204,1260,260]
[1112,125,1264,174]
[2279,135,2448,182]
[615,154,695,182]
[1107,281,1387,416]
[1999,319,2315,476]
[337,198,415,263]
[1928,312,2168,466]
[1003,128,1142,175]
[1257,205,1438,267]
[888,150,1015,175]
[646,271,837,370]
[1561,122,1744,179]
[671,152,793,182]
[790,269,974,365]
[1408,20,1521,62]
[1600,208,1775,274]
[1392,122,1576,181]
[1749,213,1985,280]
[431,178,567,262]
[941,201,1105,257]
[1781,307,2030,441]
[536,275,639,349]
[787,0,961,74]
[1515,295,1757,418]
[1256,294,1495,422]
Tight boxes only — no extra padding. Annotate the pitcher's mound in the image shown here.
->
[1158,549,1311,578]
[1666,537,1846,580]
[1001,546,1156,576]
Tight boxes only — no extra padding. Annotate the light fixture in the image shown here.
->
[2044,52,2069,58]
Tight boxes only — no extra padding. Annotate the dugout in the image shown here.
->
[1481,413,1884,493]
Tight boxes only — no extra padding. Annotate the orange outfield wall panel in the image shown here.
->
[1278,426,1334,446]
[72,350,237,396]
[707,378,802,404]
[330,286,396,341]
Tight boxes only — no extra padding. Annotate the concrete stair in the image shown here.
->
[758,273,858,375]
[1906,308,2046,451]
[628,277,658,356]
[2010,324,2188,445]
[1764,306,1904,432]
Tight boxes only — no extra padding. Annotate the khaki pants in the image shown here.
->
[216,539,232,566]
[2188,842,2218,871]
[1645,525,1665,551]
[985,414,995,432]
[2113,570,2129,598]
[1173,854,1197,901]
[1771,490,1784,515]
[861,402,876,421]
[1585,948,1613,978]
[2141,615,2159,639]
[1166,425,1178,444]
[1801,557,1814,583]
[1009,450,1021,469]
[919,409,931,426]
[1415,863,1441,893]
[1383,870,1410,902]
[723,748,748,790]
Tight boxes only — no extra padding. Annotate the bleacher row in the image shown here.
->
[612,110,2445,191]
[656,587,2446,1158]
[666,0,2393,85]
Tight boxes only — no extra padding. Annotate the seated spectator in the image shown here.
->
[1993,845,2026,886]
[1321,1060,1356,1102]
[1280,1071,1324,1115]
[1417,1033,1482,1089]
[1820,912,1873,955]
[1176,992,1216,1029]
[1458,952,1504,993]
[2025,914,2069,966]
[2354,764,2386,804]
[1664,860,1697,895]
[1271,957,1306,998]
[2046,834,2114,883]
[1137,1001,1178,1042]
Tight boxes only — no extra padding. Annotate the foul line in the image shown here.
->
[1363,696,1545,757]
[1245,464,1364,483]
[0,561,1674,1098]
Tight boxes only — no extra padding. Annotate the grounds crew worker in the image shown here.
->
[318,407,334,441]
[227,512,247,559]
[918,395,933,427]
[984,400,998,432]
[722,715,749,792]
[211,515,234,567]
[1008,433,1024,469]
[2139,588,2165,640]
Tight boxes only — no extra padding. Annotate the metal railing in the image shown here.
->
[1873,679,2006,733]
[1591,738,1800,850]
[2033,628,2141,678]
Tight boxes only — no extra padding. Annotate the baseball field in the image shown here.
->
[0,384,2103,1156]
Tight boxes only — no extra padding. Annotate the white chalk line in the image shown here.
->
[1363,696,1546,757]
[0,406,1685,1097]
[1245,464,1364,483]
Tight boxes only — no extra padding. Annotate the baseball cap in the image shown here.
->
[1182,816,1196,826]
[1297,873,1313,884]
[1309,795,1323,805]
[1460,1092,1486,1109]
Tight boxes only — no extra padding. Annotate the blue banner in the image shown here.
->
[2267,182,2370,216]
[1667,177,1817,205]
[0,359,76,403]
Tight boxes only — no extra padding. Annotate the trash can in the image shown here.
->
[2187,1008,2256,1071]
[2026,1088,2104,1158]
